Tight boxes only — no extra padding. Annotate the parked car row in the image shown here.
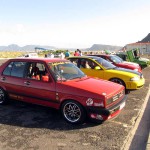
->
[87,54,142,73]
[0,57,127,124]
[68,56,145,94]
[116,48,150,69]
[0,53,146,124]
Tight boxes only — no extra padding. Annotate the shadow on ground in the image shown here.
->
[0,100,101,131]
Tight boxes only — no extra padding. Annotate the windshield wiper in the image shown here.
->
[69,75,85,80]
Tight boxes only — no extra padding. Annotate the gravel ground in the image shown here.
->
[0,59,149,150]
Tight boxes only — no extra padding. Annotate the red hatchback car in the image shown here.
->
[88,54,142,73]
[0,58,126,124]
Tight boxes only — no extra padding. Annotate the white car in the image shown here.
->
[19,53,38,58]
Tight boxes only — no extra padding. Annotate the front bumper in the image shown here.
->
[126,78,145,90]
[86,95,127,121]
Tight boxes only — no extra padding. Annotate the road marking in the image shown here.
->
[121,84,150,150]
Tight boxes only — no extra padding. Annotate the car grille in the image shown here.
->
[106,90,124,106]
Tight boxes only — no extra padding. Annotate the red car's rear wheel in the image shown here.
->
[0,88,8,105]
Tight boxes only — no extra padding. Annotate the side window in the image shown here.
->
[87,60,97,69]
[26,62,48,81]
[11,62,26,77]
[77,59,93,69]
[76,59,87,68]
[105,57,111,62]
[69,58,78,66]
[3,62,13,76]
[3,62,26,77]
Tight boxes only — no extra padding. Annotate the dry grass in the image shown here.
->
[0,52,26,58]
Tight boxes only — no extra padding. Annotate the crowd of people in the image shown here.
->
[73,49,82,56]
[44,49,84,59]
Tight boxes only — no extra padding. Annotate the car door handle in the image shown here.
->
[24,81,30,85]
[1,77,6,81]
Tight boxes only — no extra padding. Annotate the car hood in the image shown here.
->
[112,67,141,76]
[122,61,139,67]
[56,76,124,99]
[117,62,138,69]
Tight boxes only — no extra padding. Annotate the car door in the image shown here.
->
[21,62,57,108]
[1,61,27,100]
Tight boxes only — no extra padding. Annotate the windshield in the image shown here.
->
[109,55,123,63]
[94,57,116,69]
[48,61,85,81]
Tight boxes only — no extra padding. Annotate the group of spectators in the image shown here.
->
[73,49,82,56]
[44,49,83,59]
[64,49,82,57]
[65,49,82,57]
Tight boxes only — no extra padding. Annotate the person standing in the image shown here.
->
[65,50,70,58]
[74,50,79,56]
[60,52,65,59]
[78,49,82,56]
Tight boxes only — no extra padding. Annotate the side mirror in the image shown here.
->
[42,75,49,82]
[94,66,101,70]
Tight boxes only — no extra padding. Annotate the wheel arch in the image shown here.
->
[59,98,86,112]
[60,99,87,124]
[109,77,126,88]
[0,86,9,105]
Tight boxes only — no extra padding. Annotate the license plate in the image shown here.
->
[120,102,125,110]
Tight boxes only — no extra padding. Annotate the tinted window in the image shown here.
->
[3,62,13,76]
[48,61,85,81]
[109,55,122,63]
[91,57,116,69]
[3,61,27,77]
[26,62,48,81]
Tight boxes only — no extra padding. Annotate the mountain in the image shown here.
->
[138,33,150,43]
[87,44,123,51]
[0,44,123,52]
[0,44,56,51]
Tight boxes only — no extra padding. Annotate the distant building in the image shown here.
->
[125,33,150,54]
[125,42,150,55]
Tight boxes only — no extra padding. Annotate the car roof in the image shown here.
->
[88,54,115,57]
[10,58,69,63]
[68,55,103,60]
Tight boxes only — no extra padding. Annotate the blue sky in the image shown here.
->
[0,0,150,48]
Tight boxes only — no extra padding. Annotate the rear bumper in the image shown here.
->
[86,95,127,121]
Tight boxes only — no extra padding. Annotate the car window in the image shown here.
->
[94,57,116,69]
[48,61,85,81]
[110,55,122,63]
[72,58,97,69]
[2,62,13,76]
[115,55,123,62]
[3,61,27,77]
[26,62,48,81]
[69,58,78,66]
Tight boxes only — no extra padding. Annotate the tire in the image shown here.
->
[0,88,8,105]
[110,78,125,86]
[125,90,130,94]
[110,78,129,94]
[61,100,86,124]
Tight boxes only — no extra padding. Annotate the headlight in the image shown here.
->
[130,76,140,81]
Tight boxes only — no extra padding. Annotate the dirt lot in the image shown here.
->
[0,59,149,150]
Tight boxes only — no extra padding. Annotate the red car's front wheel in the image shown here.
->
[61,100,86,124]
